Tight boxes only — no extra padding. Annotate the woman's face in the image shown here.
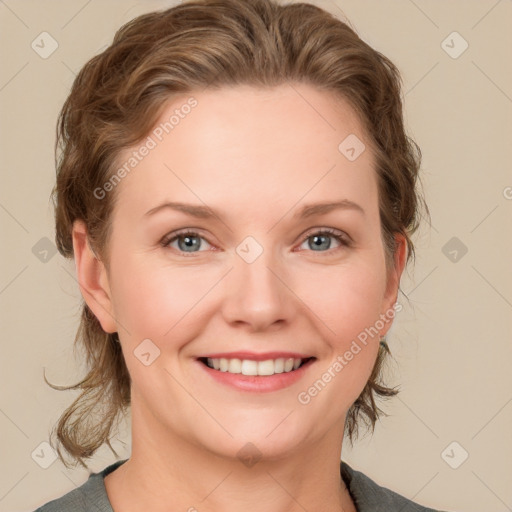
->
[77,84,405,460]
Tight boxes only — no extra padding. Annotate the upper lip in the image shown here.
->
[198,351,314,361]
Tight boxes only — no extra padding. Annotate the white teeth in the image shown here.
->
[208,358,220,370]
[284,358,294,372]
[241,360,258,376]
[274,358,284,373]
[228,358,242,373]
[257,359,275,376]
[205,357,305,376]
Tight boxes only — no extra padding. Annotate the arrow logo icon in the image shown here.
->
[32,236,57,263]
[31,441,58,468]
[31,31,59,59]
[134,339,161,366]
[441,441,468,469]
[442,236,468,263]
[441,31,468,59]
[237,442,263,468]
[236,236,263,264]
[338,134,365,161]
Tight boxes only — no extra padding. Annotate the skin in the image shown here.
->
[73,83,407,512]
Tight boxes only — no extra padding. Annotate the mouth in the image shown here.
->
[198,356,316,377]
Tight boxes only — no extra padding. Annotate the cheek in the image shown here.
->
[294,264,385,410]
[109,256,213,342]
[296,258,387,343]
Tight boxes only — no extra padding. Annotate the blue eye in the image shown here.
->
[162,231,211,254]
[298,228,350,252]
[161,228,350,256]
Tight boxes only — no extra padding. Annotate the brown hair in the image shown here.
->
[48,0,427,469]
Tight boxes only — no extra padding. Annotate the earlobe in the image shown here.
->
[72,220,117,333]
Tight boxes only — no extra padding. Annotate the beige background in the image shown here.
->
[1,0,511,511]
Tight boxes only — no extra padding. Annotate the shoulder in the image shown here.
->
[341,461,450,512]
[33,459,127,512]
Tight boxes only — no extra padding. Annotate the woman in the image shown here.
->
[35,0,448,510]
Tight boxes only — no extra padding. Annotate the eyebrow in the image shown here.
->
[144,199,365,220]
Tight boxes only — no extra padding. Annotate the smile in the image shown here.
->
[201,357,313,376]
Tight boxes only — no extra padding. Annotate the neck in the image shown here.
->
[104,403,356,512]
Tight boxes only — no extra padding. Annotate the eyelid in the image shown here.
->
[160,228,215,251]
[295,226,352,252]
[300,226,352,243]
[160,226,352,254]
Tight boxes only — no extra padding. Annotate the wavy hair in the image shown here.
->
[48,0,428,468]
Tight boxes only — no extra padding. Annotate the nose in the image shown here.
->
[220,246,296,332]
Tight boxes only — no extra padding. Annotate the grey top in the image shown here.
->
[34,459,448,511]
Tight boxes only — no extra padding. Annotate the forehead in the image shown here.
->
[111,83,378,223]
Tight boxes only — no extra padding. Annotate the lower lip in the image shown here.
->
[196,358,315,392]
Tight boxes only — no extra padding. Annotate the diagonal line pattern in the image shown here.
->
[199,471,233,502]
[471,471,512,510]
[408,0,439,28]
[265,471,311,512]
[266,410,295,438]
[0,202,29,233]
[472,61,512,103]
[0,407,29,438]
[0,61,29,92]
[404,265,438,296]
[397,472,439,512]
[397,396,439,438]
[61,60,77,77]
[471,0,503,30]
[0,0,29,28]
[405,62,439,96]
[471,396,512,439]
[61,0,93,29]
[0,472,29,502]
[0,265,28,296]
[470,205,499,233]
[471,265,512,309]
[287,82,337,131]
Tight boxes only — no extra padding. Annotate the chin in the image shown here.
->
[195,411,314,462]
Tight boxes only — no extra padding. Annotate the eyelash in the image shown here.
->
[160,228,352,256]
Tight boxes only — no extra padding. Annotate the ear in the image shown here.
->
[380,233,407,337]
[72,220,117,333]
